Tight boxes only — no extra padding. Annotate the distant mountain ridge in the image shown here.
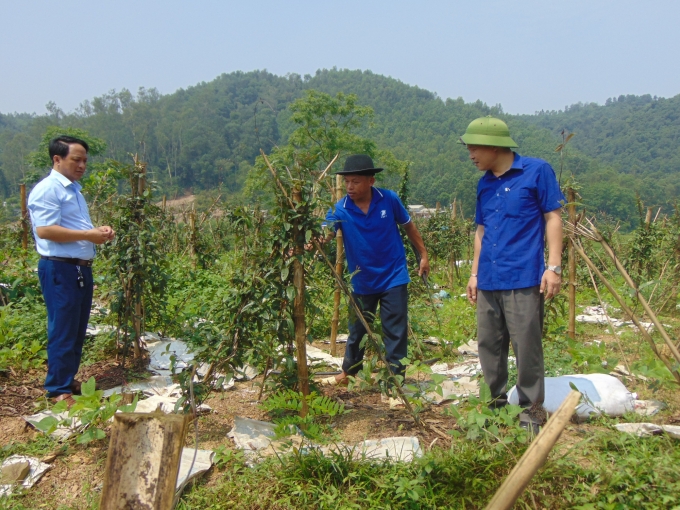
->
[1,69,678,225]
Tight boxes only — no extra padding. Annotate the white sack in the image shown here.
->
[508,374,635,419]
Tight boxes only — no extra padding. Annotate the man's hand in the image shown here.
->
[540,269,561,299]
[418,256,430,279]
[466,275,478,305]
[88,226,115,245]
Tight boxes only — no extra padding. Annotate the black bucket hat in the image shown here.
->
[335,155,383,176]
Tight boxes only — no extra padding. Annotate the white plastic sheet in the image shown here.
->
[615,423,680,439]
[0,455,51,496]
[175,448,215,494]
[227,416,421,464]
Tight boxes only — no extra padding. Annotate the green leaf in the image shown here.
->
[286,286,295,301]
[81,377,97,397]
[281,266,289,281]
[479,382,492,403]
[77,427,106,444]
[305,230,312,243]
[34,416,58,434]
[118,394,139,413]
[431,374,447,385]
[52,399,69,414]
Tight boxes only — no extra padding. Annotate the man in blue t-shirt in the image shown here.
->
[322,155,429,396]
[460,117,565,433]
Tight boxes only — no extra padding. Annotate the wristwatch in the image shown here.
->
[546,265,562,275]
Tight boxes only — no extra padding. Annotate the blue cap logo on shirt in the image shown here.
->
[381,210,387,218]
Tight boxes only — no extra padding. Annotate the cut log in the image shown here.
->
[100,412,188,510]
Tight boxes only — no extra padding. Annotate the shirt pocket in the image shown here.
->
[505,188,535,218]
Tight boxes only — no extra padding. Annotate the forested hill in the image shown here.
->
[519,94,680,211]
[0,69,678,224]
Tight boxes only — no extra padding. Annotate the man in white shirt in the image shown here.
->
[28,136,115,404]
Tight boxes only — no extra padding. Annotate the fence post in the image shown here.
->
[567,188,576,340]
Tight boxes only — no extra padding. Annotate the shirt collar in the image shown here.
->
[343,186,384,209]
[49,169,81,190]
[483,152,523,180]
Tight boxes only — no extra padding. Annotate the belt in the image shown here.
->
[40,256,93,267]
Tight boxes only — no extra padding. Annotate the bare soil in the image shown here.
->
[1,338,679,508]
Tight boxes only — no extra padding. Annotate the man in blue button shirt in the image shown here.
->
[28,136,115,404]
[461,117,564,433]
[322,155,429,399]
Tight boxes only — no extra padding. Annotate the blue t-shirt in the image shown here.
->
[475,153,565,291]
[325,187,411,295]
[27,169,96,259]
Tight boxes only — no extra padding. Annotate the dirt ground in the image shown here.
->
[1,338,678,508]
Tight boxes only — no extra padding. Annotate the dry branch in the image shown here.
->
[568,231,680,382]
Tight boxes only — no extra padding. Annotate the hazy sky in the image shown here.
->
[2,0,679,115]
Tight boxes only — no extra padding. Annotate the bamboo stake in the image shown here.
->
[131,157,146,359]
[571,239,680,382]
[584,263,632,375]
[292,186,310,417]
[189,206,197,269]
[485,390,581,510]
[596,235,680,365]
[312,238,423,430]
[567,188,576,340]
[20,184,28,252]
[330,174,344,357]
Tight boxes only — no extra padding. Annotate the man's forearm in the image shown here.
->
[544,211,563,266]
[36,225,92,243]
[471,225,483,274]
[402,221,428,260]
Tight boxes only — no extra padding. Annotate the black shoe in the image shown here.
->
[69,380,82,395]
[519,413,541,436]
[519,405,547,436]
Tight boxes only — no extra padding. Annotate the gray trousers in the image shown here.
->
[477,286,544,407]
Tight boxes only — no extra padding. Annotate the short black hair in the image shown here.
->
[48,136,89,163]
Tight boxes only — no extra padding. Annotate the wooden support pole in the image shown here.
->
[131,157,147,359]
[100,413,188,510]
[567,188,576,340]
[330,174,344,357]
[292,186,310,417]
[485,390,582,510]
[20,184,28,252]
[571,240,680,382]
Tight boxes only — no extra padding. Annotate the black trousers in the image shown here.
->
[342,284,408,380]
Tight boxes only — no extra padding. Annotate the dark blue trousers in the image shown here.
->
[342,284,408,380]
[37,259,93,397]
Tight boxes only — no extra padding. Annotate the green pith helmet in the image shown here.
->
[458,116,518,148]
